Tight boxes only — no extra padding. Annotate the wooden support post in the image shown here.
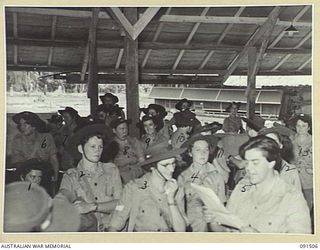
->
[87,8,99,114]
[124,7,140,137]
[247,47,257,119]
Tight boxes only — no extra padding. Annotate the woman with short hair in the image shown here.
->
[59,122,122,232]
[205,135,311,233]
[290,114,313,210]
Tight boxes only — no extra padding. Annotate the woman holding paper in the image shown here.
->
[204,135,311,233]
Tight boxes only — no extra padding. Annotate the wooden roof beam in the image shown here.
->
[65,73,223,85]
[142,7,172,68]
[132,7,160,40]
[115,48,124,69]
[268,5,311,49]
[47,16,57,66]
[110,7,134,39]
[110,7,160,40]
[172,7,210,70]
[294,31,312,49]
[271,31,312,71]
[6,7,110,19]
[6,64,311,75]
[297,57,312,71]
[199,7,245,70]
[159,14,311,27]
[271,54,292,71]
[222,7,282,84]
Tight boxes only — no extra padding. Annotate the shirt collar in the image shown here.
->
[77,160,104,177]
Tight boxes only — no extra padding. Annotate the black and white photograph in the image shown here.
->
[2,4,317,242]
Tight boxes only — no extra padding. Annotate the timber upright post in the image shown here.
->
[246,47,257,120]
[87,8,99,114]
[124,7,140,137]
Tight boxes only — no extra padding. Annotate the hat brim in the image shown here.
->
[175,100,193,111]
[110,119,132,129]
[258,124,295,137]
[99,94,119,104]
[12,112,47,131]
[45,196,80,232]
[140,148,187,168]
[181,134,219,149]
[65,124,114,159]
[194,123,223,134]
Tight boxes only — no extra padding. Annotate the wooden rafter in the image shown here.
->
[199,7,245,70]
[47,16,57,66]
[268,6,311,49]
[110,7,160,40]
[110,7,134,39]
[115,48,124,69]
[271,31,312,71]
[80,44,90,82]
[159,14,311,27]
[271,54,292,71]
[222,7,281,84]
[142,7,172,68]
[294,31,312,48]
[6,7,110,19]
[297,57,311,71]
[132,7,161,40]
[172,7,210,70]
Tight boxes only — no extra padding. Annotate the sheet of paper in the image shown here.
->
[191,183,246,229]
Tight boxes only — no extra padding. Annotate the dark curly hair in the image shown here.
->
[239,135,282,172]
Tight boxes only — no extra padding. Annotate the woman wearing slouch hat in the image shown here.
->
[108,147,187,232]
[58,121,122,232]
[10,111,59,196]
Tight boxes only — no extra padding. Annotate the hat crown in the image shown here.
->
[5,182,51,231]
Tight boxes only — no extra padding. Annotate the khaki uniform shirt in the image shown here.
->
[292,134,313,189]
[227,173,311,233]
[140,133,169,155]
[59,160,122,231]
[223,115,243,133]
[109,173,184,232]
[177,162,226,232]
[280,160,302,191]
[171,129,189,149]
[11,132,57,164]
[113,136,145,184]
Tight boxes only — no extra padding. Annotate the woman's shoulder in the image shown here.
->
[63,167,80,179]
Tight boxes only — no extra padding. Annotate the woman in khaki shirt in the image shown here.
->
[205,135,311,233]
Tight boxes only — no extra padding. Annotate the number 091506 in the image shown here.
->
[300,244,318,248]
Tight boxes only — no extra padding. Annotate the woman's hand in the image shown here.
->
[164,179,178,202]
[73,200,96,214]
